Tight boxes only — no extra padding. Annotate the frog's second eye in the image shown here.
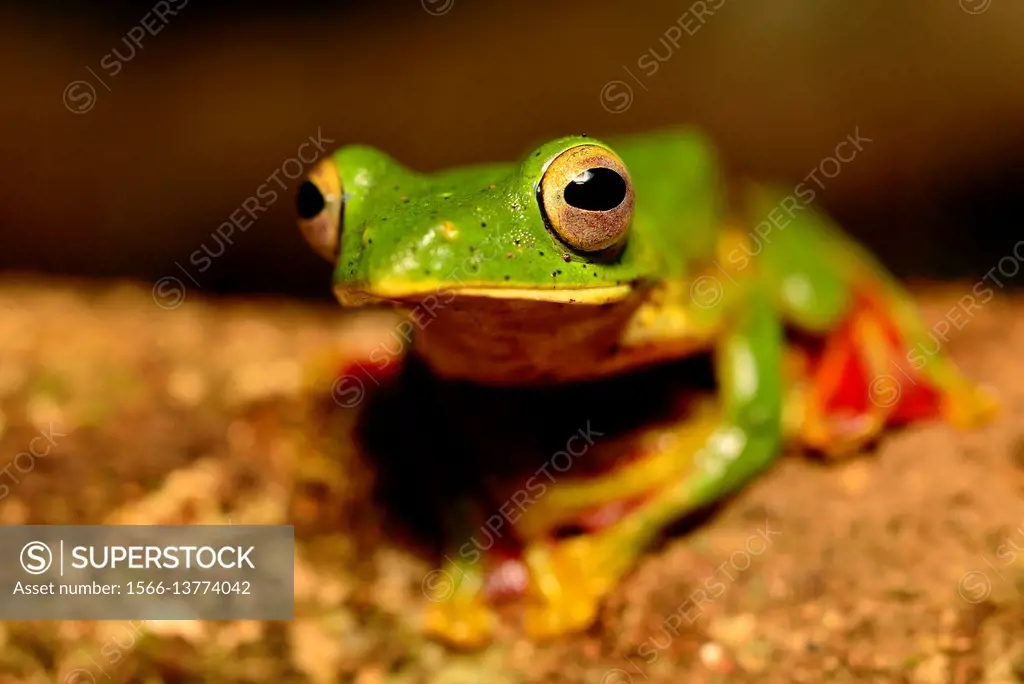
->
[297,159,344,262]
[539,144,634,252]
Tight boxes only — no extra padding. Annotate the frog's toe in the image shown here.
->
[800,407,885,457]
[522,532,632,640]
[422,597,496,649]
[523,595,597,640]
[940,379,1000,430]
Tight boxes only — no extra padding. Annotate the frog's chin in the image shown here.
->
[334,279,651,385]
[334,282,635,307]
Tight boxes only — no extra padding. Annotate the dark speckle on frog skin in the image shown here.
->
[593,272,598,277]
[551,271,557,278]
[504,275,510,281]
[481,222,487,227]
[538,251,544,256]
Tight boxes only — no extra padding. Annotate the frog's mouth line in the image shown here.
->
[334,282,634,307]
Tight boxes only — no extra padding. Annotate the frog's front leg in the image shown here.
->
[304,315,504,646]
[421,499,500,648]
[521,287,784,639]
[302,310,410,406]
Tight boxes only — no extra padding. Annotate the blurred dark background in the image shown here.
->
[2,0,1022,300]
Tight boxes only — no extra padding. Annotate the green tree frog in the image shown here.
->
[295,128,997,647]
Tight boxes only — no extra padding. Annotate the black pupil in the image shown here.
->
[296,180,326,219]
[563,167,627,212]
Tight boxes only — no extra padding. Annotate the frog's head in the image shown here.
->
[295,136,662,383]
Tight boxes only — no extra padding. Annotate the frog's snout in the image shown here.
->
[297,158,343,262]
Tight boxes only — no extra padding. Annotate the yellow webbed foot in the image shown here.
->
[522,531,634,640]
[940,379,1000,430]
[420,560,496,648]
[422,597,496,649]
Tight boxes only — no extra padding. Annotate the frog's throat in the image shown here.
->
[334,283,634,307]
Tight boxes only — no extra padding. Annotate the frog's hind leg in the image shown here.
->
[862,271,999,430]
[791,277,999,457]
[790,288,938,455]
[737,183,998,455]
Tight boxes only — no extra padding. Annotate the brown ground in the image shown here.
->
[1,276,1023,684]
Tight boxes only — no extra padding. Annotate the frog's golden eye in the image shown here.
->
[539,144,634,252]
[297,159,343,262]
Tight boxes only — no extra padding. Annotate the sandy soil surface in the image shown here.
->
[1,276,1022,684]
